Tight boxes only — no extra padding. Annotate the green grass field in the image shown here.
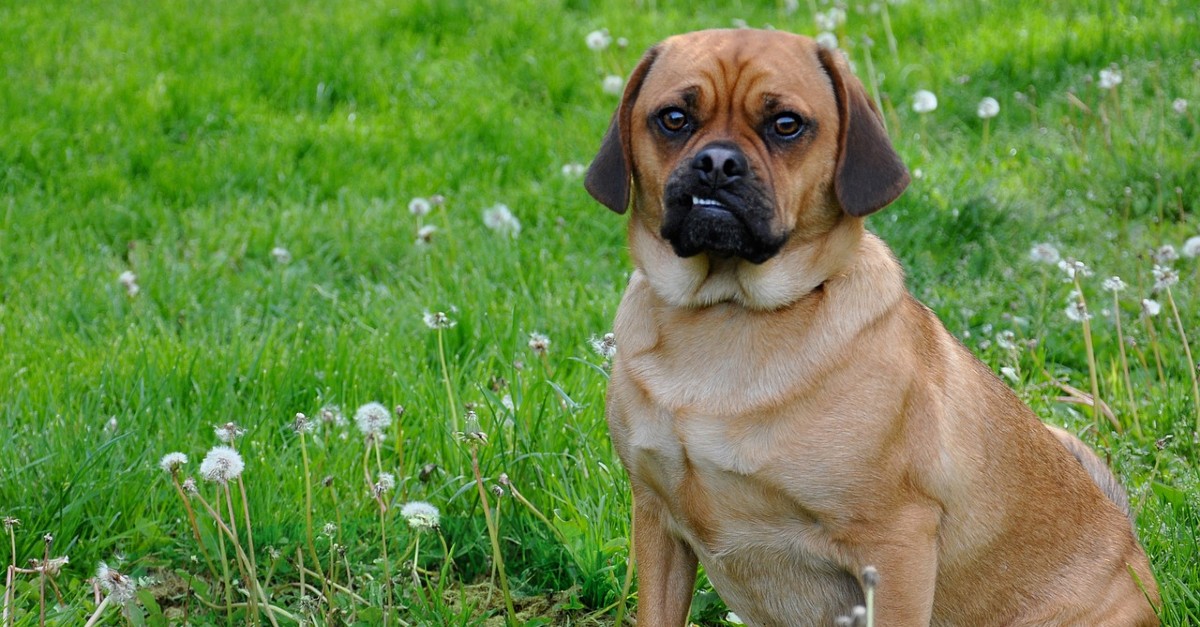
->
[1,0,1198,624]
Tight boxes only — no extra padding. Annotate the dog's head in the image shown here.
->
[586,30,908,309]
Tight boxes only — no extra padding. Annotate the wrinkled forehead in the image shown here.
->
[636,30,838,120]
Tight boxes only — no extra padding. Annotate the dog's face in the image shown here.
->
[586,30,909,308]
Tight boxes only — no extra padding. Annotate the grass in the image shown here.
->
[0,0,1198,623]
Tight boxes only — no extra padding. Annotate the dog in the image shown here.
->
[584,29,1160,626]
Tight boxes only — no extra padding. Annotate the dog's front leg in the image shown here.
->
[632,485,698,626]
[856,506,939,625]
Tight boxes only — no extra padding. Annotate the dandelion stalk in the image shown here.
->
[1104,280,1141,437]
[878,0,898,58]
[293,416,326,589]
[38,535,49,627]
[1073,275,1108,435]
[193,491,280,627]
[463,428,515,624]
[81,595,113,627]
[223,483,261,623]
[4,517,18,627]
[437,327,461,435]
[1163,286,1200,432]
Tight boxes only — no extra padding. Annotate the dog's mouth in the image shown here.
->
[660,181,786,264]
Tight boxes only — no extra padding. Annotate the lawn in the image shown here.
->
[1,0,1198,624]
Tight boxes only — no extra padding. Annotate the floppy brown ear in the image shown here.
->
[817,47,910,217]
[584,45,661,214]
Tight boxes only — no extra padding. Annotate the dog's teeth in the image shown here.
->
[692,196,723,207]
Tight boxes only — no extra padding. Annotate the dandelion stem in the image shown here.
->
[195,491,280,627]
[1074,276,1110,435]
[1111,292,1141,437]
[878,0,898,58]
[1144,315,1169,390]
[298,431,327,592]
[38,537,48,627]
[1164,287,1200,433]
[437,327,461,436]
[470,446,516,625]
[223,484,260,624]
[170,474,219,580]
[81,594,112,627]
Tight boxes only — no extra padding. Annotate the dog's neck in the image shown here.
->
[628,216,869,311]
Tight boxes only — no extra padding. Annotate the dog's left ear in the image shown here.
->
[585,45,661,214]
[817,47,910,217]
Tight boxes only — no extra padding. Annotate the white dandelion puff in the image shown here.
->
[1152,265,1179,290]
[1141,299,1162,317]
[97,562,137,605]
[976,97,1000,119]
[199,446,245,484]
[1102,276,1127,292]
[415,224,437,246]
[214,422,245,443]
[590,332,617,359]
[159,452,188,474]
[482,203,522,238]
[528,332,551,356]
[561,162,586,177]
[815,31,839,50]
[354,402,392,437]
[1065,300,1091,323]
[401,501,440,530]
[912,90,938,114]
[270,246,292,264]
[1057,258,1093,280]
[1098,65,1123,89]
[118,270,140,297]
[408,197,432,217]
[1182,236,1200,258]
[585,29,612,52]
[1173,98,1188,115]
[1029,242,1061,264]
[422,310,456,329]
[602,74,624,96]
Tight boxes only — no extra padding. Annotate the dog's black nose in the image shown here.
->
[693,144,748,187]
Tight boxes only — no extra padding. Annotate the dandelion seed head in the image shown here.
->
[482,203,522,238]
[1102,276,1126,292]
[291,413,314,434]
[1154,244,1179,265]
[2,517,19,529]
[1098,65,1123,89]
[322,522,337,537]
[199,446,244,483]
[861,565,879,588]
[590,332,617,359]
[270,246,292,264]
[1173,98,1188,115]
[375,472,396,495]
[1152,265,1179,290]
[528,332,551,356]
[1182,236,1200,258]
[415,224,437,246]
[815,31,839,50]
[1057,258,1092,280]
[423,310,456,329]
[354,402,392,437]
[159,452,188,474]
[1141,298,1162,317]
[602,74,624,96]
[400,501,440,530]
[97,562,137,605]
[976,97,1000,119]
[408,197,432,217]
[1065,301,1091,323]
[1000,366,1019,382]
[585,29,612,51]
[181,477,198,494]
[214,422,245,443]
[561,162,586,177]
[912,90,938,114]
[996,330,1017,350]
[1028,242,1060,265]
[118,271,140,297]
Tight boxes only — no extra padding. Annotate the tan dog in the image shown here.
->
[585,29,1160,626]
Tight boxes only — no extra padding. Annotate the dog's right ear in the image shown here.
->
[585,45,661,215]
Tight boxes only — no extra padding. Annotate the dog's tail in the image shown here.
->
[1045,425,1132,520]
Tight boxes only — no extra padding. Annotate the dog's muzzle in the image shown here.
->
[659,142,787,264]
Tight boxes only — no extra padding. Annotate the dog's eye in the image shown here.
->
[658,108,689,133]
[771,114,805,139]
